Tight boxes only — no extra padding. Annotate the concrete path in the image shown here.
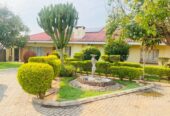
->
[0,69,170,116]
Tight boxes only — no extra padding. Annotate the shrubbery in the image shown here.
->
[104,39,130,61]
[114,62,142,68]
[23,51,36,63]
[81,60,92,75]
[59,65,76,77]
[144,66,170,80]
[82,47,101,60]
[101,55,120,62]
[29,55,61,78]
[96,61,111,76]
[17,63,54,99]
[73,52,83,61]
[110,66,143,81]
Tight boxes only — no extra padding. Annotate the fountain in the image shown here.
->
[70,54,122,91]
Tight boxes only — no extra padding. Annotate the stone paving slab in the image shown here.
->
[1,69,170,116]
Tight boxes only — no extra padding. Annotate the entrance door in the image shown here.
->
[14,48,19,61]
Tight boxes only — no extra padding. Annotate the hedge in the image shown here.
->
[144,66,170,80]
[82,47,101,60]
[96,61,111,76]
[29,55,61,78]
[114,62,142,68]
[59,65,76,77]
[17,63,54,99]
[73,52,83,61]
[110,66,143,81]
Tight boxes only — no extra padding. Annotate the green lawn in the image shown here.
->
[0,62,22,69]
[56,77,141,101]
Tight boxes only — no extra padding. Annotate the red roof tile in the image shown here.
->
[29,28,106,42]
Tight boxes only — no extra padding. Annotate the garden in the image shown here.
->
[14,1,170,105]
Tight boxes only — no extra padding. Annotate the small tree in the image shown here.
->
[0,7,28,60]
[37,3,78,65]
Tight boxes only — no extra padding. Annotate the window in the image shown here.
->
[65,46,71,57]
[30,47,44,56]
[140,49,159,64]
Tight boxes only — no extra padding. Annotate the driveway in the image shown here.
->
[0,69,170,116]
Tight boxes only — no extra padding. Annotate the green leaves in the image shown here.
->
[0,7,28,48]
[37,3,78,49]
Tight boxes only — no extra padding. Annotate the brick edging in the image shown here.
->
[32,84,155,107]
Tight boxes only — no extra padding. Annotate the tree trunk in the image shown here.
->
[59,48,64,65]
[38,93,45,99]
[141,45,146,80]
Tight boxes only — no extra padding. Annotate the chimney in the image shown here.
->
[73,26,85,39]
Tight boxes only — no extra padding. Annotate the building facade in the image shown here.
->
[3,26,170,64]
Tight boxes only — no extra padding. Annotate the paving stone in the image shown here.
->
[0,69,170,116]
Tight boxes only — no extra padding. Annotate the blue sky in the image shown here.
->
[0,0,108,34]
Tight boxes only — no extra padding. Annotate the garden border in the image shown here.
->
[32,83,155,107]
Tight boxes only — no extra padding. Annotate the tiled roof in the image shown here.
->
[29,28,106,42]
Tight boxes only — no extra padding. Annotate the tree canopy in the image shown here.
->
[37,3,78,64]
[0,7,28,48]
[106,0,170,46]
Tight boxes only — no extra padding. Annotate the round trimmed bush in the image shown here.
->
[17,63,54,99]
[59,65,76,77]
[82,47,101,60]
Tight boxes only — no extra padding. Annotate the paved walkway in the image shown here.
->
[1,69,170,116]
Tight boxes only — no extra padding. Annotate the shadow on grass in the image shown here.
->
[0,84,7,102]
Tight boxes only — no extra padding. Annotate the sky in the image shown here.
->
[0,0,108,34]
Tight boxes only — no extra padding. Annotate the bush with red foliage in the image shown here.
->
[23,51,36,63]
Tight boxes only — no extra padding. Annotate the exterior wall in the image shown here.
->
[19,43,54,61]
[15,42,170,64]
[127,45,141,63]
[127,45,170,64]
[70,44,104,59]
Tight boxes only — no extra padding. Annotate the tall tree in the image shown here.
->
[0,7,28,60]
[37,3,78,65]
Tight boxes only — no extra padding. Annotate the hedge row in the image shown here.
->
[144,66,170,80]
[114,62,142,68]
[110,66,143,81]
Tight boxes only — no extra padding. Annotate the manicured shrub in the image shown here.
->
[82,47,101,60]
[96,61,111,76]
[73,52,83,61]
[70,61,82,73]
[23,51,36,63]
[114,62,142,68]
[104,39,130,61]
[101,55,109,62]
[110,66,143,81]
[144,66,170,80]
[81,60,92,75]
[59,65,76,77]
[51,50,60,58]
[65,58,77,64]
[109,55,120,62]
[29,56,61,78]
[17,63,54,99]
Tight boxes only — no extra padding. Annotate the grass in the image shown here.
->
[56,77,141,101]
[0,62,22,69]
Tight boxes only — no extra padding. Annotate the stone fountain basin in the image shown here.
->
[77,75,115,87]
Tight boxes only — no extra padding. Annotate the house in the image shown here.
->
[3,26,170,64]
